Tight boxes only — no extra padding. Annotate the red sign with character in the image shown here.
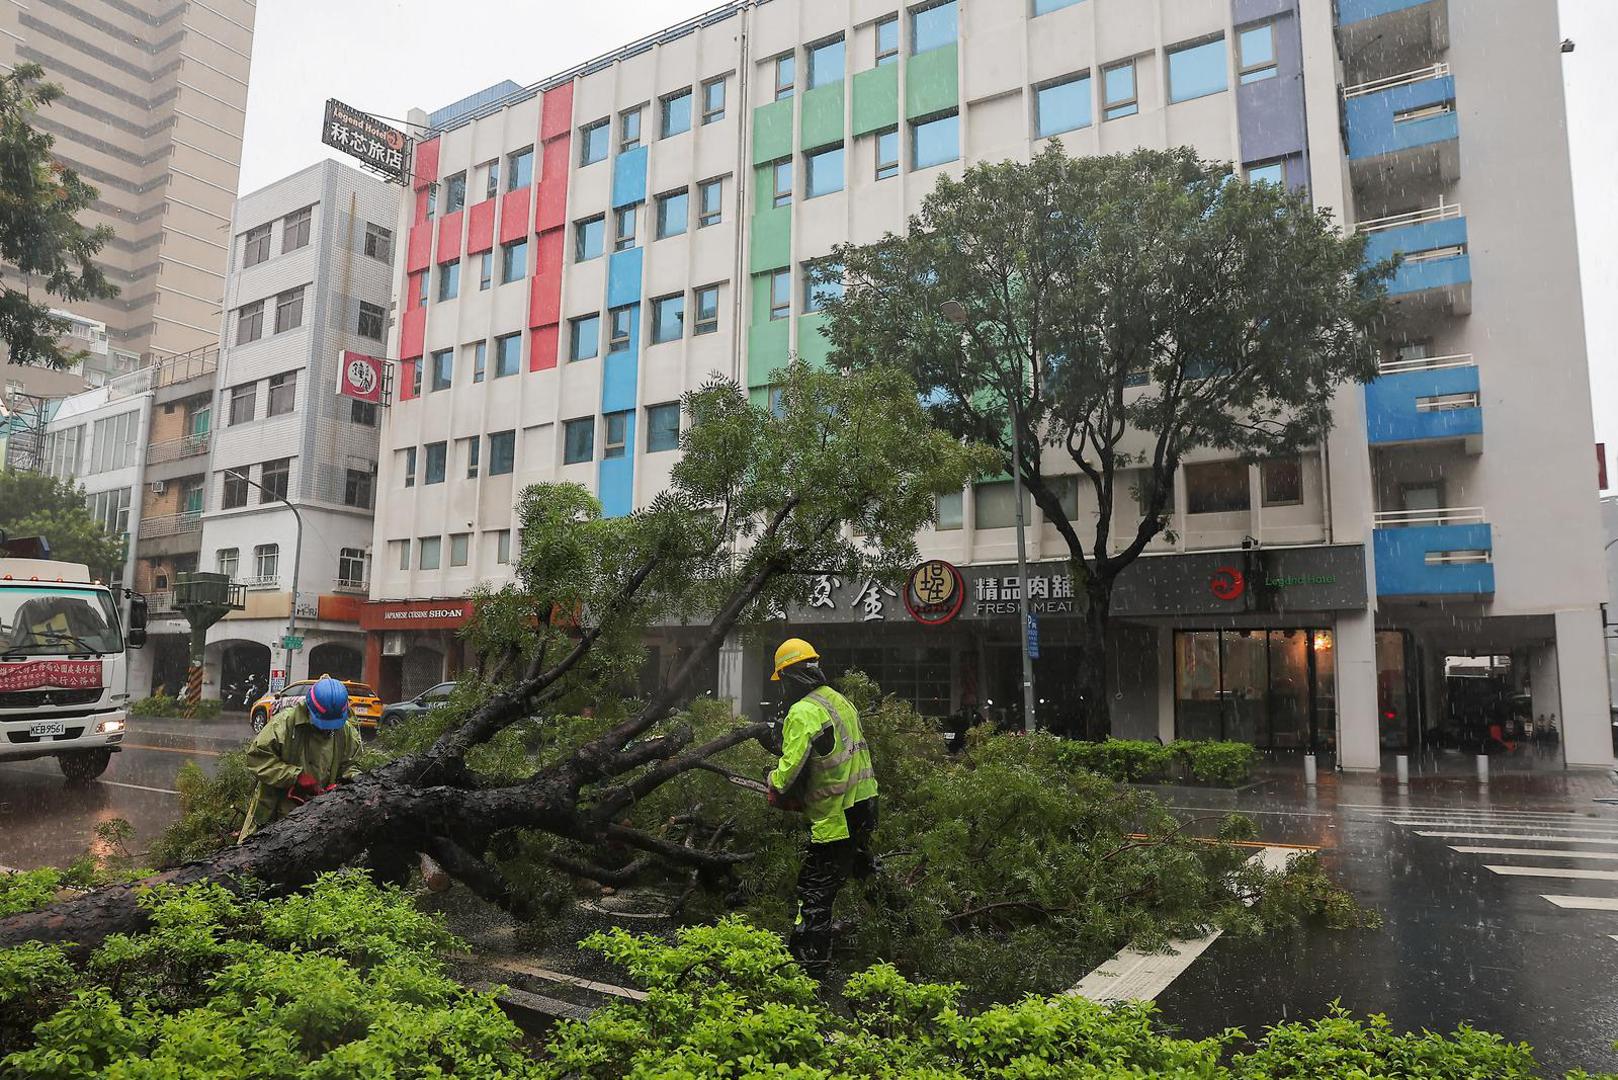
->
[338,351,384,404]
[0,659,103,693]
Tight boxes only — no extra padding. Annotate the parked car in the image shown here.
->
[380,681,457,728]
[249,678,384,734]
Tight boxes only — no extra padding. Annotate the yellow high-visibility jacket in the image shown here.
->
[769,685,878,843]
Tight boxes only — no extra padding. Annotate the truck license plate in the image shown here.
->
[29,721,65,738]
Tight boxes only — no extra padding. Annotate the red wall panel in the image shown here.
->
[466,198,496,254]
[529,325,559,372]
[528,270,559,328]
[536,139,571,231]
[406,271,426,311]
[499,187,531,245]
[413,138,440,189]
[398,358,419,402]
[436,210,464,262]
[400,306,426,362]
[414,187,431,225]
[540,82,574,142]
[406,223,433,274]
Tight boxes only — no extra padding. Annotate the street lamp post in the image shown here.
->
[225,469,303,683]
[941,300,1038,734]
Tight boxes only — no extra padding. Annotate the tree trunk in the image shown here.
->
[1071,570,1114,742]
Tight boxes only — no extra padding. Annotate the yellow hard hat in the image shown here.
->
[771,637,819,681]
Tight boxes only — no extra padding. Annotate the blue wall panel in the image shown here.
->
[607,248,644,309]
[599,414,638,519]
[1339,0,1436,26]
[1374,523,1495,597]
[1362,216,1470,296]
[612,146,648,209]
[1366,365,1482,444]
[599,244,644,519]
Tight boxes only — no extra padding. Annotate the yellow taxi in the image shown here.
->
[248,678,385,734]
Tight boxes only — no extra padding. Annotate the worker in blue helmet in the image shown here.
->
[239,674,363,840]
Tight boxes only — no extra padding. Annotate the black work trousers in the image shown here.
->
[790,797,878,974]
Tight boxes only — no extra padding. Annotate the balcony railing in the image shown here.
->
[138,511,203,538]
[1373,507,1494,597]
[1378,351,1474,375]
[242,574,280,591]
[146,432,211,465]
[333,578,369,594]
[1343,63,1451,100]
[1357,204,1462,235]
[1374,506,1485,528]
[146,590,177,614]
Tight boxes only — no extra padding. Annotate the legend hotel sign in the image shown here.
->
[322,99,411,184]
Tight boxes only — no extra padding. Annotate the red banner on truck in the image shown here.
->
[0,659,103,692]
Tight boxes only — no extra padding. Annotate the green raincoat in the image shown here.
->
[768,685,878,843]
[238,703,362,841]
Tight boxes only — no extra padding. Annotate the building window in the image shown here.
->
[444,172,467,214]
[447,533,469,568]
[1034,0,1082,14]
[593,411,625,461]
[701,76,727,124]
[471,340,487,383]
[479,251,494,290]
[437,261,460,302]
[1037,73,1092,138]
[501,238,528,284]
[266,371,296,416]
[771,158,793,208]
[338,547,366,585]
[282,206,313,252]
[1238,22,1278,84]
[419,536,441,571]
[87,489,131,540]
[424,441,447,485]
[581,119,610,165]
[1185,460,1250,514]
[408,360,422,396]
[936,490,963,530]
[426,187,437,218]
[496,530,512,564]
[563,418,594,464]
[396,539,411,571]
[228,382,256,426]
[911,111,959,169]
[912,0,957,54]
[242,223,271,267]
[508,146,533,189]
[769,269,791,320]
[698,178,723,227]
[803,261,844,313]
[260,458,290,502]
[430,349,453,392]
[483,159,500,199]
[656,189,689,239]
[236,300,264,345]
[495,333,521,378]
[403,446,416,487]
[415,271,428,307]
[222,471,248,509]
[647,402,681,452]
[875,127,900,180]
[974,481,1027,529]
[357,300,386,340]
[1103,60,1138,119]
[217,548,239,578]
[651,294,684,344]
[254,543,279,583]
[1247,160,1286,186]
[805,144,845,197]
[694,284,720,335]
[1261,458,1303,507]
[576,215,606,261]
[660,88,692,138]
[351,399,377,426]
[87,410,138,473]
[774,53,796,101]
[767,385,785,417]
[620,106,643,151]
[609,306,633,352]
[808,36,845,89]
[343,468,373,509]
[364,222,393,261]
[464,436,480,479]
[274,287,305,333]
[488,430,515,475]
[570,314,601,361]
[1169,37,1229,103]
[615,204,639,250]
[876,16,899,66]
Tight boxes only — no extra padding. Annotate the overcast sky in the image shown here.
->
[238,0,1618,459]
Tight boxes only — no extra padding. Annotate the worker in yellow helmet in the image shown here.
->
[764,637,879,977]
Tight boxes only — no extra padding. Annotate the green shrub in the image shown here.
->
[148,754,256,866]
[129,693,222,719]
[1175,739,1259,786]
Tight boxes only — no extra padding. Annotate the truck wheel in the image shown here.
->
[59,749,112,783]
[251,709,267,734]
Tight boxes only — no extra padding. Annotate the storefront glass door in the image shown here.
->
[1174,629,1336,750]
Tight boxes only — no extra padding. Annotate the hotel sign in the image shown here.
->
[322,99,412,184]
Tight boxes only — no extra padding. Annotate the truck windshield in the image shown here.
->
[0,586,124,656]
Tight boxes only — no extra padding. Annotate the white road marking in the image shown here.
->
[1485,865,1618,881]
[1542,895,1618,912]
[1069,845,1299,1004]
[1402,823,1618,837]
[1386,815,1618,830]
[1417,831,1618,845]
[1452,846,1618,861]
[97,780,180,796]
[1340,803,1583,817]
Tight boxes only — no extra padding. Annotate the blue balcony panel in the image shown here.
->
[1339,0,1439,27]
[1365,364,1481,446]
[1362,215,1469,303]
[1374,523,1495,598]
[1345,74,1457,161]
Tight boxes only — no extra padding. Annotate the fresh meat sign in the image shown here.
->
[0,659,103,693]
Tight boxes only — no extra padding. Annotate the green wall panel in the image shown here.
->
[749,205,792,275]
[748,276,792,389]
[906,44,959,120]
[800,83,845,150]
[752,99,794,166]
[851,65,899,136]
[796,314,834,367]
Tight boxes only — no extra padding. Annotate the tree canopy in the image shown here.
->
[0,468,123,577]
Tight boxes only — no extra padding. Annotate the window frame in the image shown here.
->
[449,533,470,568]
[482,158,501,200]
[363,223,393,261]
[1238,22,1278,85]
[774,53,796,101]
[701,76,727,124]
[1036,72,1093,139]
[619,105,643,152]
[357,300,386,340]
[609,306,634,352]
[693,284,721,335]
[236,300,264,345]
[575,215,606,261]
[660,87,693,138]
[281,206,312,253]
[614,203,639,250]
[338,546,367,584]
[479,250,494,290]
[911,0,958,56]
[494,332,522,378]
[563,417,595,465]
[769,269,791,320]
[875,16,900,66]
[217,548,240,578]
[697,178,723,227]
[875,127,900,180]
[580,119,610,165]
[443,172,467,214]
[266,371,297,416]
[242,223,271,267]
[488,430,516,476]
[418,536,441,571]
[430,348,453,393]
[655,188,689,239]
[1185,460,1252,515]
[771,158,793,208]
[1260,457,1304,507]
[1103,60,1138,120]
[254,543,280,582]
[500,238,528,284]
[471,340,488,383]
[1246,159,1287,186]
[464,436,481,480]
[802,261,844,314]
[910,110,960,169]
[646,402,681,452]
[805,143,845,198]
[423,441,447,485]
[343,468,373,510]
[1168,35,1230,104]
[436,261,460,302]
[569,314,601,361]
[807,36,845,89]
[403,446,416,488]
[651,293,685,344]
[228,382,256,427]
[603,411,629,459]
[222,471,248,510]
[507,146,534,189]
[260,458,290,503]
[273,287,305,333]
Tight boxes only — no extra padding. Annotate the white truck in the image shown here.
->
[0,548,147,782]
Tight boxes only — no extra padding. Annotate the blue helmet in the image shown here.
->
[306,676,350,731]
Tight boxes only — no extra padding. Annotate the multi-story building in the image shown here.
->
[366,0,1612,770]
[200,160,401,700]
[0,0,255,395]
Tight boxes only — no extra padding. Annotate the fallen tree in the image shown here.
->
[0,363,994,952]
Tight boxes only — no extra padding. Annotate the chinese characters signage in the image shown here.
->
[322,99,412,184]
[338,351,385,404]
[904,560,965,625]
[971,569,1076,616]
[0,659,102,692]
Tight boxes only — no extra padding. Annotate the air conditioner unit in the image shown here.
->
[150,480,167,495]
[382,632,407,657]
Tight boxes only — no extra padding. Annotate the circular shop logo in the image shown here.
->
[904,560,966,625]
[1210,566,1246,602]
[346,355,379,396]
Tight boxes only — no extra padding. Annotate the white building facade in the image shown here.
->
[200,160,401,699]
[366,0,1612,769]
